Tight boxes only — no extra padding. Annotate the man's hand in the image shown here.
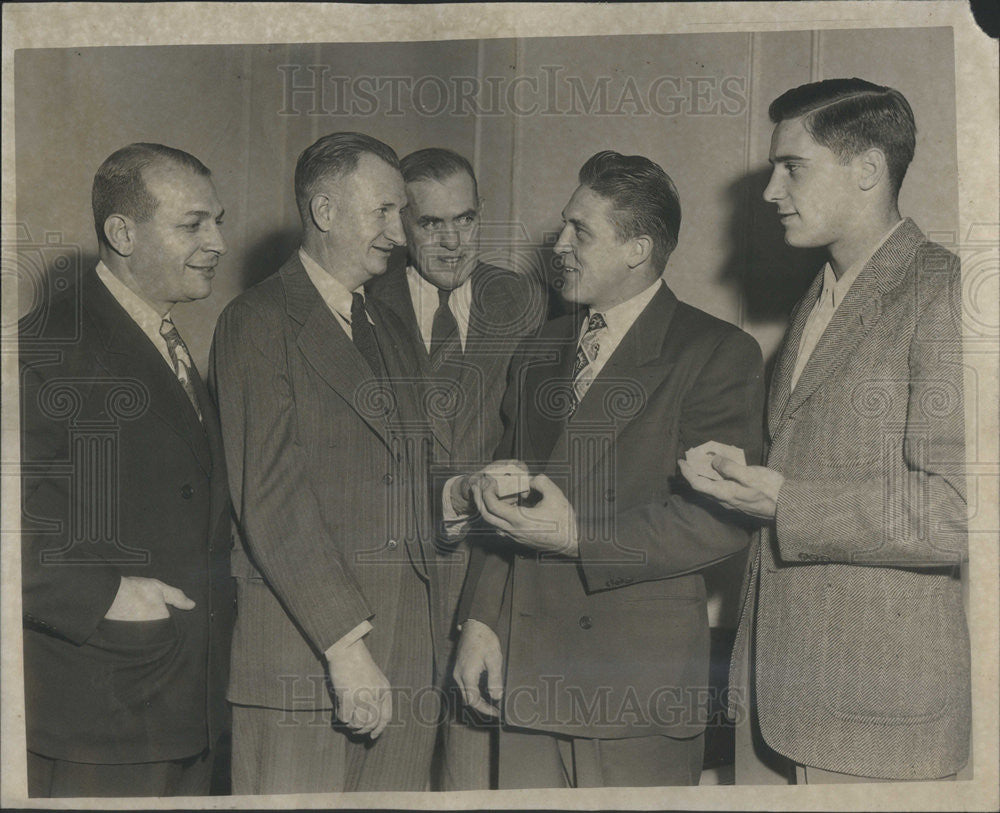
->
[475,473,579,556]
[453,618,503,717]
[678,456,785,520]
[103,576,196,621]
[327,640,392,739]
[450,459,530,517]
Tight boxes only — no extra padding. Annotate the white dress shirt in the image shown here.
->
[95,261,175,370]
[791,220,904,390]
[405,264,474,354]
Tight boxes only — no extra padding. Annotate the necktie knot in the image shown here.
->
[587,312,607,332]
[350,292,368,326]
[438,287,452,308]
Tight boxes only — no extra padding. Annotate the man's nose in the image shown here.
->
[553,225,573,255]
[763,168,784,204]
[204,220,227,255]
[439,226,460,251]
[386,213,406,246]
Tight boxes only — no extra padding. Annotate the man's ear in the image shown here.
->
[857,147,888,192]
[309,192,333,233]
[626,234,653,269]
[103,214,134,257]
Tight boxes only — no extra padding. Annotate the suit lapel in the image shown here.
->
[767,272,821,437]
[84,272,212,475]
[282,258,395,446]
[544,284,679,481]
[777,218,924,426]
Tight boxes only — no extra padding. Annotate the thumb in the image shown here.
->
[159,583,196,610]
[529,472,556,496]
[710,454,745,483]
[484,646,504,702]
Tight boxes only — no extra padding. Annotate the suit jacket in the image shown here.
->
[731,219,970,779]
[366,258,547,656]
[466,283,765,740]
[19,269,233,764]
[210,253,441,710]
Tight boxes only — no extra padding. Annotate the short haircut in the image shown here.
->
[578,150,682,272]
[400,148,478,200]
[294,132,400,223]
[92,143,211,249]
[769,78,916,194]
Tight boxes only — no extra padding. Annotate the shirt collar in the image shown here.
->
[819,219,905,309]
[405,264,474,310]
[95,260,170,331]
[586,278,663,342]
[299,247,358,323]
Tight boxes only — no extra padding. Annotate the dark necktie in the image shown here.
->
[350,292,385,379]
[430,287,462,373]
[159,317,203,422]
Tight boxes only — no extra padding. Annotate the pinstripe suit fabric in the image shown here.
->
[210,254,441,792]
[731,219,970,780]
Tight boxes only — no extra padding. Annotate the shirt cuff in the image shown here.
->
[324,619,373,661]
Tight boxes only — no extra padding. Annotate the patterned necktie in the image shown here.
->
[430,287,462,372]
[570,311,607,414]
[350,292,385,379]
[159,317,203,422]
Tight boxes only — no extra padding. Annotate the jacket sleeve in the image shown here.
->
[773,255,967,567]
[210,298,372,655]
[20,357,121,644]
[577,329,765,591]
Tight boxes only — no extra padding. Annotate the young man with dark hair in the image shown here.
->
[682,78,970,783]
[448,150,765,788]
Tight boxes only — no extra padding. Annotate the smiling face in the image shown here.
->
[325,152,407,285]
[126,163,226,313]
[402,171,480,290]
[553,185,637,311]
[764,115,860,253]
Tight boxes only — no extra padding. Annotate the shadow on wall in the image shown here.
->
[718,166,825,369]
[239,228,301,291]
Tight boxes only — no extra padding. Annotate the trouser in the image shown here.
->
[27,748,214,798]
[497,725,703,788]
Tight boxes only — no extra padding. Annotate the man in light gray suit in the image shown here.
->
[211,132,442,793]
[682,78,969,783]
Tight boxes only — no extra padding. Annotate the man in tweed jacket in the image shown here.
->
[682,79,969,783]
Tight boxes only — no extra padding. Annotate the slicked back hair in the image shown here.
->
[294,132,400,224]
[92,143,211,249]
[769,78,916,194]
[400,148,478,200]
[578,150,681,273]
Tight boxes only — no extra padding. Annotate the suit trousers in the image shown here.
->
[27,748,214,798]
[497,726,703,788]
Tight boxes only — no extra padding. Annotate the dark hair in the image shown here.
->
[400,148,478,200]
[92,143,211,249]
[769,78,916,193]
[294,132,400,223]
[578,150,681,271]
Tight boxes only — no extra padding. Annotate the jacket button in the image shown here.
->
[386,539,398,550]
[180,484,194,499]
[604,489,615,502]
[579,615,593,630]
[383,473,394,485]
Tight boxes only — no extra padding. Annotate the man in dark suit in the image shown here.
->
[682,79,970,783]
[448,151,765,787]
[366,147,547,790]
[211,132,442,793]
[19,143,232,797]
